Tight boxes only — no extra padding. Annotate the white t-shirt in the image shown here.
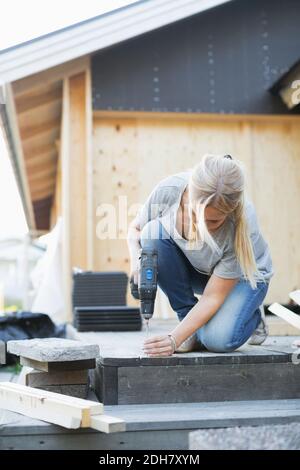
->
[136,171,274,282]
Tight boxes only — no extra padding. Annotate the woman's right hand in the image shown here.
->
[130,253,141,285]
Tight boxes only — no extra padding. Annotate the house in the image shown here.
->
[0,0,299,319]
[0,237,44,308]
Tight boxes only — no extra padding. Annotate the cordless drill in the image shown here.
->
[130,247,158,326]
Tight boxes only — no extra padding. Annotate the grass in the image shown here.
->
[0,363,22,374]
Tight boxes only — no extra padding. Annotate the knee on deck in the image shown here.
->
[196,329,243,353]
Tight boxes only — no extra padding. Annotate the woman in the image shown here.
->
[127,154,274,357]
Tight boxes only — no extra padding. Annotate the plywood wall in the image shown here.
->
[92,115,300,307]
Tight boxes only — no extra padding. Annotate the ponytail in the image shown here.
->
[234,199,264,289]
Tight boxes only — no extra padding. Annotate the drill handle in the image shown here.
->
[130,275,140,300]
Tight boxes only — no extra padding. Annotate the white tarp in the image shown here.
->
[30,217,64,324]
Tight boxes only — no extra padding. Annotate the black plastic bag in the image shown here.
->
[0,311,66,365]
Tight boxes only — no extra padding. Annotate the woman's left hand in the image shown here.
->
[143,335,175,357]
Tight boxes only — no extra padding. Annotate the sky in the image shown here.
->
[0,126,28,238]
[0,0,137,239]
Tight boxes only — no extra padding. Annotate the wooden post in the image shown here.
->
[61,78,71,322]
[85,67,94,271]
[68,72,88,269]
[60,64,93,321]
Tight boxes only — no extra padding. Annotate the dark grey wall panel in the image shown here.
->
[92,0,300,114]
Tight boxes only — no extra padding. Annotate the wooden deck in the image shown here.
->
[1,398,300,450]
[1,323,300,450]
[71,319,299,365]
[70,320,300,405]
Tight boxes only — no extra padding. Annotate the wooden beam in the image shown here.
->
[0,382,103,429]
[26,153,57,172]
[61,77,72,322]
[50,141,62,226]
[90,415,126,434]
[29,177,56,193]
[23,368,89,387]
[289,290,300,306]
[93,110,300,123]
[20,119,60,141]
[26,134,60,159]
[24,142,56,160]
[85,65,94,270]
[20,357,96,372]
[28,166,57,182]
[12,57,90,97]
[18,100,61,130]
[68,72,88,269]
[31,188,54,201]
[16,87,61,114]
[0,382,125,433]
[3,84,36,229]
[61,66,92,321]
[268,303,300,330]
[30,180,55,195]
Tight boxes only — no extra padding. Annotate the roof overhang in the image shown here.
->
[0,0,233,232]
[0,85,35,230]
[0,0,232,85]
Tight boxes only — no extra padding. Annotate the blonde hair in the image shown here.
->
[187,154,263,289]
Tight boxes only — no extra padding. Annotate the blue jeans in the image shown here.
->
[140,219,269,353]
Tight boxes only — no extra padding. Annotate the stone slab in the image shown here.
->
[7,338,99,362]
[189,422,300,450]
[0,340,6,364]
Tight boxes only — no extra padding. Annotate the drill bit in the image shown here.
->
[141,319,150,357]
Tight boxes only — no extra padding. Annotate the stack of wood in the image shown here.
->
[0,382,125,433]
[72,271,142,332]
[7,338,100,399]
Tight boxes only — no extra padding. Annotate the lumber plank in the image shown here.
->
[15,87,61,114]
[268,303,300,330]
[20,118,60,141]
[0,382,101,409]
[289,290,300,306]
[0,384,84,428]
[20,356,96,372]
[0,382,103,428]
[24,368,89,387]
[90,415,126,434]
[12,57,89,96]
[0,382,123,434]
